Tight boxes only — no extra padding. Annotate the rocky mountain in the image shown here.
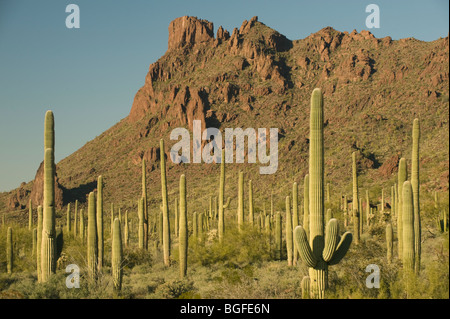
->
[2,16,449,214]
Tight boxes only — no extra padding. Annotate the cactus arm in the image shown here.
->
[328,232,353,265]
[322,218,339,262]
[294,226,317,268]
[223,197,231,209]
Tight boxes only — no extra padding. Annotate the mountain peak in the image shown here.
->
[168,16,215,50]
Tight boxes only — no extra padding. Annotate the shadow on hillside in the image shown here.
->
[63,181,97,204]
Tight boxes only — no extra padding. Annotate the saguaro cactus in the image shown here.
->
[97,175,104,272]
[397,158,408,260]
[292,182,299,265]
[112,218,123,291]
[301,276,310,299]
[74,200,78,237]
[386,223,393,263]
[142,159,149,249]
[41,110,56,282]
[411,118,421,274]
[249,180,254,226]
[32,228,37,257]
[138,197,144,249]
[174,198,179,238]
[193,211,198,239]
[179,174,188,278]
[37,205,43,282]
[286,196,293,266]
[124,210,129,247]
[29,200,33,230]
[66,203,71,234]
[160,139,171,266]
[237,171,244,232]
[352,151,360,244]
[218,150,231,243]
[87,191,98,279]
[294,89,352,299]
[7,227,13,274]
[402,181,415,272]
[79,209,85,241]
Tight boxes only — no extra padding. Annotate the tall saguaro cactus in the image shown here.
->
[142,159,149,250]
[97,175,104,272]
[112,218,123,291]
[41,110,56,283]
[218,150,231,243]
[397,158,408,260]
[87,191,98,279]
[249,180,254,226]
[74,200,78,237]
[402,181,415,272]
[37,205,43,282]
[386,223,393,263]
[411,118,421,274]
[29,200,33,230]
[7,227,13,274]
[160,139,171,266]
[179,174,188,278]
[286,196,293,266]
[294,89,352,299]
[292,182,299,265]
[352,151,360,244]
[66,203,71,234]
[138,197,144,249]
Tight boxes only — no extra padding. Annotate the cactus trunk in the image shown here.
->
[97,175,103,272]
[411,119,421,274]
[402,181,415,273]
[87,192,98,279]
[179,174,188,278]
[352,151,360,244]
[286,196,293,266]
[160,139,171,266]
[397,158,408,260]
[112,218,123,291]
[238,171,244,232]
[7,227,13,274]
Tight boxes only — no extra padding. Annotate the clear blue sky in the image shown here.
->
[0,0,448,192]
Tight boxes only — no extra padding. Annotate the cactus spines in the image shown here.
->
[37,205,43,282]
[301,276,310,299]
[29,199,33,230]
[411,118,421,274]
[397,158,408,260]
[87,191,98,279]
[303,174,310,238]
[160,139,171,266]
[249,180,254,226]
[138,197,145,249]
[292,182,299,265]
[286,196,293,266]
[97,175,103,272]
[7,227,13,274]
[112,218,123,291]
[386,223,393,263]
[179,174,188,278]
[352,151,360,244]
[402,181,415,272]
[237,171,244,232]
[218,150,231,242]
[142,159,149,250]
[275,212,282,260]
[294,89,352,299]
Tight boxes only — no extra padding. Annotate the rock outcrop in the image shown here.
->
[168,16,214,50]
[29,161,64,209]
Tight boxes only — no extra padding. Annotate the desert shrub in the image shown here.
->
[154,279,197,299]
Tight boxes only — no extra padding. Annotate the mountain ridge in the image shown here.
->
[2,15,448,215]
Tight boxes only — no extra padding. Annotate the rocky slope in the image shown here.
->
[2,16,449,215]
